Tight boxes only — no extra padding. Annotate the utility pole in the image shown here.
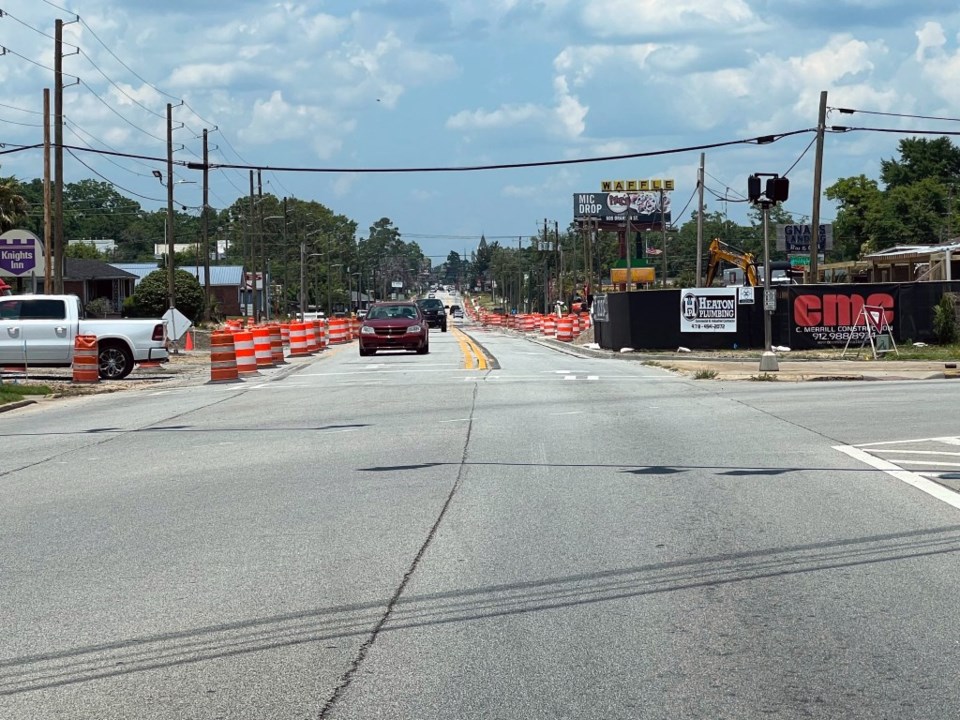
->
[555,221,562,305]
[202,128,211,321]
[660,187,668,288]
[53,20,64,293]
[166,103,176,313]
[43,88,52,293]
[624,202,632,292]
[696,153,705,287]
[809,90,828,284]
[247,171,255,319]
[257,170,265,320]
[543,218,549,310]
[281,197,289,317]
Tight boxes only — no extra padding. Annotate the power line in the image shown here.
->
[1,44,77,77]
[190,129,817,175]
[0,115,43,128]
[832,126,960,138]
[781,135,817,177]
[76,48,166,119]
[832,107,960,124]
[0,100,42,115]
[64,117,157,173]
[39,0,75,13]
[66,148,166,202]
[64,122,153,178]
[0,9,74,44]
[77,80,165,143]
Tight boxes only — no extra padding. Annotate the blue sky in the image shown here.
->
[2,0,960,261]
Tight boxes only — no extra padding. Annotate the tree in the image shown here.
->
[881,137,960,189]
[0,172,28,232]
[130,269,204,320]
[65,241,105,259]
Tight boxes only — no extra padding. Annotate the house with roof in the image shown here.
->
[32,259,138,314]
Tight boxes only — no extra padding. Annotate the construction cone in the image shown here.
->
[185,330,195,352]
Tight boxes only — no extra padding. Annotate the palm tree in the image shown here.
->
[0,173,29,232]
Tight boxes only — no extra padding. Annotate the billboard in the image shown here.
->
[679,288,738,333]
[0,230,44,278]
[789,285,898,349]
[573,192,671,224]
[776,224,833,253]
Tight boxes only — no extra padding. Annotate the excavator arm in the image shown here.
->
[704,238,759,287]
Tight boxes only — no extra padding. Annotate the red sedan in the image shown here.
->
[359,302,429,356]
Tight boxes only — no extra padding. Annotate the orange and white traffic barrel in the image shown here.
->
[317,319,328,349]
[252,326,275,368]
[232,330,259,376]
[571,314,580,336]
[72,334,99,384]
[280,322,291,348]
[209,331,240,383]
[288,323,310,357]
[304,322,319,354]
[328,317,347,344]
[542,316,556,336]
[556,315,573,342]
[268,324,287,365]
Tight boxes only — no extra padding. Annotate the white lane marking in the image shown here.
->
[853,436,960,448]
[587,375,599,381]
[872,449,960,457]
[439,418,471,423]
[834,445,960,511]
[563,375,576,381]
[881,460,960,468]
[549,411,583,416]
[553,370,572,374]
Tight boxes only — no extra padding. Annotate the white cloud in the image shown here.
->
[447,104,543,130]
[580,0,760,37]
[916,21,947,61]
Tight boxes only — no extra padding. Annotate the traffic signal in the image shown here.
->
[766,176,789,203]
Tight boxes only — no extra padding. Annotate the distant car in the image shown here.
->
[415,297,447,332]
[302,310,325,320]
[451,305,464,319]
[427,292,436,298]
[359,302,429,356]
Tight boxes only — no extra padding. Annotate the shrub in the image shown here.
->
[130,269,204,320]
[933,293,957,345]
[84,297,110,318]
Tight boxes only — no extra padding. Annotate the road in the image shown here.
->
[3,299,960,719]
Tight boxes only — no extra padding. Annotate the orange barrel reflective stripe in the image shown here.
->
[522,315,536,332]
[280,322,291,348]
[209,331,241,383]
[571,315,580,335]
[556,315,573,341]
[288,322,310,357]
[232,330,259,376]
[72,334,99,384]
[542,316,556,336]
[304,321,319,353]
[580,313,591,332]
[268,324,287,364]
[312,320,324,350]
[252,326,275,368]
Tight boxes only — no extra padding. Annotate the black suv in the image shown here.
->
[416,297,447,332]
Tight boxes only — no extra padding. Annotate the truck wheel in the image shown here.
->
[98,342,134,380]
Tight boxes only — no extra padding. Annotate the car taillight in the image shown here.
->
[152,324,165,341]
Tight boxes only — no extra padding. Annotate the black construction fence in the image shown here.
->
[593,281,960,351]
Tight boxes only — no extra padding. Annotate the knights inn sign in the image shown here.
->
[0,230,45,278]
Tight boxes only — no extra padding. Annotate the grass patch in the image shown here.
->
[0,383,52,405]
[750,373,779,382]
[694,369,718,379]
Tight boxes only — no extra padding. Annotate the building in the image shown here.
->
[110,263,247,318]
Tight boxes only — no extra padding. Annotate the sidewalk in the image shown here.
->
[514,331,952,382]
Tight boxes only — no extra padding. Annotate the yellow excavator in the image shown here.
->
[704,238,759,287]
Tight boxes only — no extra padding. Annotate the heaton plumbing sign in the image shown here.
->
[679,288,738,333]
[0,230,44,277]
[573,192,671,224]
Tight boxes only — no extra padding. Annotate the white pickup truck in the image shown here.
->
[0,294,169,379]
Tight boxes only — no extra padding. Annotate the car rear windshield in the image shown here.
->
[417,299,443,309]
[367,305,418,320]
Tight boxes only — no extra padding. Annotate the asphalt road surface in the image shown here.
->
[3,307,960,719]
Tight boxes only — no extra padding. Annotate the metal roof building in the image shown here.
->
[110,264,245,287]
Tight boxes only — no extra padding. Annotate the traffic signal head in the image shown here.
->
[766,176,789,203]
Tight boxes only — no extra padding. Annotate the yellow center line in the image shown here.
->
[451,327,488,370]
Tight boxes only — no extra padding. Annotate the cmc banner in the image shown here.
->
[789,285,899,349]
[0,229,44,278]
[680,287,738,333]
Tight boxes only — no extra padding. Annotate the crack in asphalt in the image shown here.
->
[317,382,479,719]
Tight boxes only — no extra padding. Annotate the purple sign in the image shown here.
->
[0,232,42,277]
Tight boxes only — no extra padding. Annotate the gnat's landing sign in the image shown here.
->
[573,193,671,224]
[680,288,738,333]
[0,230,44,277]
